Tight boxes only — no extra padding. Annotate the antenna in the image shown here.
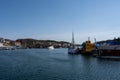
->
[94,38,96,43]
[94,38,97,47]
[88,37,90,41]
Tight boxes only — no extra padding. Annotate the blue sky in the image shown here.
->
[0,0,120,43]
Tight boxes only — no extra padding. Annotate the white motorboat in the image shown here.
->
[48,46,54,50]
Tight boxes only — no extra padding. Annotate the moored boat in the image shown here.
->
[93,40,120,57]
[93,45,120,57]
[68,32,79,54]
[78,38,95,55]
[68,47,80,54]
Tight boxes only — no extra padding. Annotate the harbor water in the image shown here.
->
[0,48,120,80]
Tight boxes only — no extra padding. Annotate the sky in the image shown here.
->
[0,0,120,44]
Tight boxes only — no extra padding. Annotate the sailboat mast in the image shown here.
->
[72,32,75,48]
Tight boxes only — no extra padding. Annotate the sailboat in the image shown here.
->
[68,32,79,54]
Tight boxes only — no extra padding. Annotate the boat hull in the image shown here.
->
[99,49,120,56]
[68,48,79,54]
[68,48,93,55]
[78,49,93,55]
[93,49,120,56]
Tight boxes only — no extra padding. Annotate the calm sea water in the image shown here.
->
[0,48,120,80]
